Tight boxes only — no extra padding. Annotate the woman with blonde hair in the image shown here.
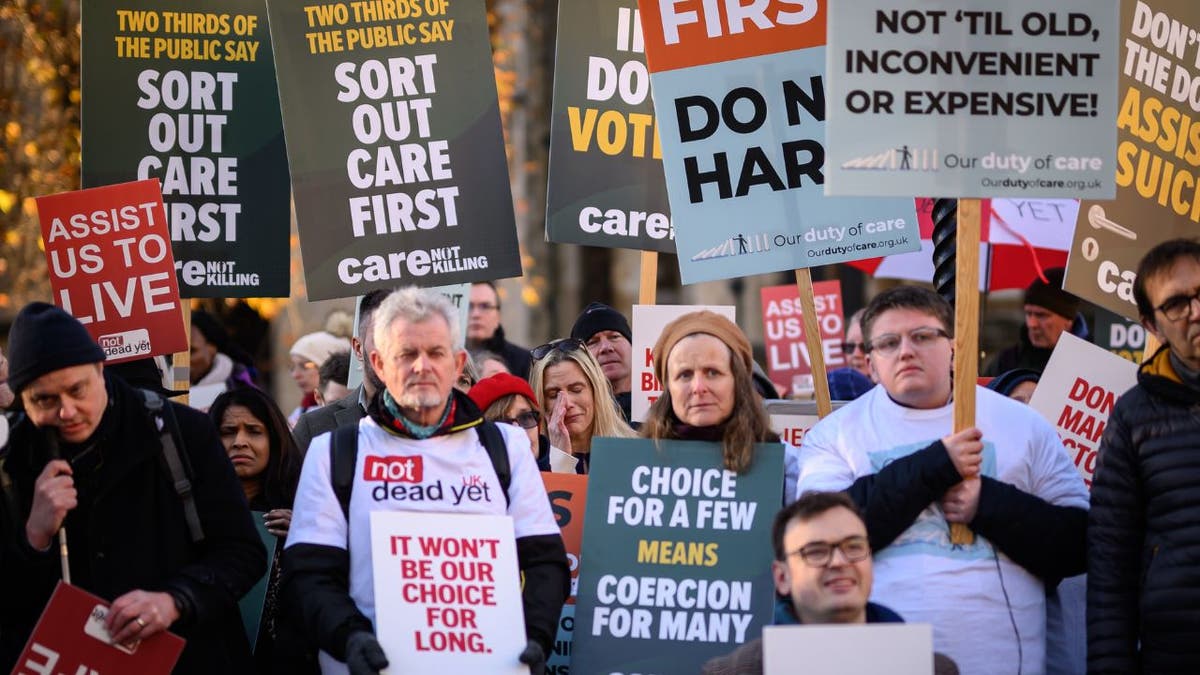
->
[528,338,635,473]
[641,311,799,501]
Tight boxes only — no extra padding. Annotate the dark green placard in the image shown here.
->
[265,0,520,301]
[573,438,782,674]
[238,512,278,650]
[81,0,291,298]
[545,0,674,253]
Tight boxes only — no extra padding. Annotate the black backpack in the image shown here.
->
[328,420,512,520]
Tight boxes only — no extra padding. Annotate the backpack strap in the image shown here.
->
[477,421,511,508]
[330,424,360,522]
[141,390,204,544]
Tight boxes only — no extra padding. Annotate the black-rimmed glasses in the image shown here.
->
[840,341,866,354]
[497,410,541,430]
[1156,288,1200,322]
[530,337,587,360]
[786,535,871,568]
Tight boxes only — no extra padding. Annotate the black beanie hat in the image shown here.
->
[570,302,632,342]
[7,302,106,395]
[1024,268,1080,320]
[986,368,1041,397]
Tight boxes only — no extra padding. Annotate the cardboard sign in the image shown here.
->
[542,472,588,673]
[545,0,674,253]
[826,0,1119,198]
[369,511,527,674]
[14,582,185,675]
[266,0,521,300]
[573,438,783,675]
[1093,307,1148,364]
[81,0,291,298]
[1067,0,1200,319]
[237,512,278,650]
[760,281,844,396]
[35,179,188,363]
[637,1,919,284]
[762,624,933,675]
[1028,333,1138,487]
[631,304,735,422]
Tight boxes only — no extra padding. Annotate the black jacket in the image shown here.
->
[1088,346,1200,674]
[982,313,1090,376]
[282,390,569,661]
[844,439,1087,584]
[292,386,366,456]
[0,374,266,673]
[474,325,532,379]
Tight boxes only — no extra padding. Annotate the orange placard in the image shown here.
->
[542,472,588,604]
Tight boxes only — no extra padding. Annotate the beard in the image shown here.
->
[397,380,447,409]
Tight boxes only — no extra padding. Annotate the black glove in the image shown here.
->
[345,631,389,675]
[519,640,546,675]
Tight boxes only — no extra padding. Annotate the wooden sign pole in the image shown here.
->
[639,251,658,305]
[950,199,982,546]
[175,303,191,405]
[795,268,833,418]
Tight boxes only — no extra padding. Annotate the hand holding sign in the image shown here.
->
[941,479,982,524]
[942,427,983,479]
[107,590,180,645]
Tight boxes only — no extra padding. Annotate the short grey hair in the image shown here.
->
[373,286,461,356]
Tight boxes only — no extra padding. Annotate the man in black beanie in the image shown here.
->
[983,268,1089,375]
[571,302,634,421]
[0,302,264,673]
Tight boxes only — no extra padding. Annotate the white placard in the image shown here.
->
[763,624,933,675]
[631,304,736,422]
[370,511,529,675]
[1027,332,1138,488]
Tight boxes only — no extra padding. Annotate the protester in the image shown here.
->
[0,345,14,410]
[571,302,634,421]
[284,287,568,674]
[316,351,352,407]
[457,349,480,393]
[210,386,303,670]
[293,290,389,455]
[0,302,265,673]
[985,368,1041,404]
[474,350,511,379]
[797,286,1089,673]
[826,366,874,401]
[641,311,800,501]
[191,310,259,389]
[703,492,957,675]
[983,268,1089,375]
[287,329,351,426]
[1089,238,1200,673]
[529,338,636,474]
[466,281,531,378]
[841,308,871,379]
[469,372,552,471]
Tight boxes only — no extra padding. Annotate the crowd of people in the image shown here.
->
[0,238,1197,674]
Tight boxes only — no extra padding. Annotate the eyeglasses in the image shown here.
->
[1155,288,1200,321]
[497,410,541,429]
[865,327,950,356]
[469,302,499,312]
[530,338,587,361]
[839,341,866,354]
[786,535,871,568]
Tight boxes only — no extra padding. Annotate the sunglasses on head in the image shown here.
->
[530,337,587,360]
[497,409,541,430]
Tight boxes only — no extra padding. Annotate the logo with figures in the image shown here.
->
[690,232,771,262]
[841,145,939,172]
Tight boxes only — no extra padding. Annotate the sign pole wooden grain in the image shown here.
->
[951,199,982,546]
[795,269,833,418]
[640,251,658,305]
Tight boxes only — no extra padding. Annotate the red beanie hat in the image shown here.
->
[468,373,537,413]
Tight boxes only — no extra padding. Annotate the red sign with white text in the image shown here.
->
[14,582,184,675]
[760,280,844,396]
[35,179,186,363]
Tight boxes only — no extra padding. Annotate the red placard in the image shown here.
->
[760,280,845,396]
[542,472,588,605]
[13,582,184,675]
[35,179,186,363]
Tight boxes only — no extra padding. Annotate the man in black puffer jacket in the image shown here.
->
[1089,238,1200,674]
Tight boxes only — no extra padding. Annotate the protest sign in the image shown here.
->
[573,437,783,675]
[35,179,188,363]
[826,0,1119,199]
[763,624,933,675]
[1028,333,1138,487]
[546,0,673,253]
[266,0,521,301]
[238,513,278,650]
[14,581,185,675]
[760,281,844,396]
[370,511,527,674]
[543,472,588,673]
[631,304,735,422]
[636,1,919,284]
[81,0,290,297]
[1067,0,1200,319]
[1094,307,1148,364]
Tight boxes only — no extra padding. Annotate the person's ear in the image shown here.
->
[351,336,364,363]
[771,559,791,596]
[369,348,385,376]
[454,349,467,377]
[1141,316,1165,345]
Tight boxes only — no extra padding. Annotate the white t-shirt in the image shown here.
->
[797,385,1088,675]
[287,416,560,673]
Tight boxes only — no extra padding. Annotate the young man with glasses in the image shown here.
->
[1089,238,1200,673]
[466,282,531,378]
[797,286,1088,675]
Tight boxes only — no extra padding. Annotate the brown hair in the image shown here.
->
[772,491,863,560]
[860,286,954,344]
